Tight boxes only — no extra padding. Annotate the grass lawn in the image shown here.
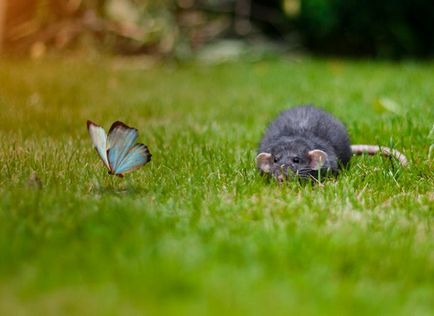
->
[0,56,433,315]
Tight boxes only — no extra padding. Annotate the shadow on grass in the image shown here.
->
[88,177,151,198]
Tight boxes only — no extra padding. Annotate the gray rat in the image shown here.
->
[257,105,408,182]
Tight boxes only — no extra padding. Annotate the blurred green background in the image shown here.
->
[2,0,434,59]
[1,1,434,315]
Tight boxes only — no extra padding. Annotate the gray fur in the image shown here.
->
[257,105,352,180]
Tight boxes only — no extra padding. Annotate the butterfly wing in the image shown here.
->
[107,121,139,174]
[114,144,152,175]
[87,120,110,170]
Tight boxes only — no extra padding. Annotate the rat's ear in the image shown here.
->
[308,150,328,170]
[256,152,274,173]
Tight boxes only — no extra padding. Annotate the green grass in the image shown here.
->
[0,56,433,315]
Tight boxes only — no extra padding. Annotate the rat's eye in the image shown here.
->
[274,157,278,163]
[292,157,300,163]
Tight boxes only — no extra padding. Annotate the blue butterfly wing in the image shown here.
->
[107,121,138,173]
[114,144,152,175]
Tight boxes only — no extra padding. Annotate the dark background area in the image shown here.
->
[1,0,434,59]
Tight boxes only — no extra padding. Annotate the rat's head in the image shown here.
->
[256,139,335,182]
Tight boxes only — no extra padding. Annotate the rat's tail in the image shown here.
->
[351,145,408,167]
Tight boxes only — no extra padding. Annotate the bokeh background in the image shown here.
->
[2,0,434,59]
[1,1,434,315]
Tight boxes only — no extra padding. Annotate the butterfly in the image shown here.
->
[87,120,152,177]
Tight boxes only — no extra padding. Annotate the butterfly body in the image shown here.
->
[87,120,151,176]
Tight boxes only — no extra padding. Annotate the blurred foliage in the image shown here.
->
[2,0,434,58]
[3,0,262,57]
[2,0,288,58]
[3,0,178,56]
[295,0,434,58]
